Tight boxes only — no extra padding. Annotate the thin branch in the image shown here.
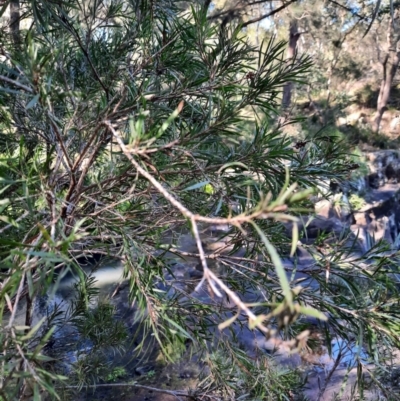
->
[107,122,195,218]
[316,347,343,401]
[72,123,104,171]
[0,75,33,93]
[63,383,197,399]
[123,138,181,155]
[327,0,365,20]
[54,15,109,99]
[48,115,74,172]
[363,0,381,38]
[79,168,132,195]
[241,0,299,28]
[63,127,111,221]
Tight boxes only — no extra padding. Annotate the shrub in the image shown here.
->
[0,1,400,400]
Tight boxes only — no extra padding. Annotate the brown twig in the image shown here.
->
[48,115,74,172]
[316,347,343,401]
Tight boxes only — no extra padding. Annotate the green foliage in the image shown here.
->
[72,302,128,351]
[348,194,366,210]
[202,343,305,400]
[106,366,127,382]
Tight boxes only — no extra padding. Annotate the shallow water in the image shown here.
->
[38,258,368,399]
[10,212,392,401]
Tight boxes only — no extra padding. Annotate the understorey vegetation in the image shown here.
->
[0,1,400,400]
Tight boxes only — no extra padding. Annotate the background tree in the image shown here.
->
[373,5,400,132]
[9,0,19,43]
[281,19,301,110]
[207,0,400,133]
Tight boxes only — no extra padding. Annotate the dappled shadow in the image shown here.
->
[354,83,400,109]
[338,124,400,149]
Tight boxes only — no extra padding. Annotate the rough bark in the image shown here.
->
[373,10,400,133]
[282,19,301,110]
[10,0,20,44]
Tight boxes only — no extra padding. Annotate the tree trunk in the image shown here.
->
[373,11,400,133]
[282,19,301,110]
[10,0,20,44]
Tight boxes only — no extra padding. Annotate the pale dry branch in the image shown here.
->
[105,121,293,226]
[106,120,298,338]
[123,138,181,155]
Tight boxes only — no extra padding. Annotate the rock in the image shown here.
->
[315,199,335,219]
[364,150,400,186]
[295,245,313,262]
[385,163,397,181]
[188,269,203,279]
[368,172,382,189]
[352,189,400,247]
[296,217,346,239]
[329,181,341,193]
